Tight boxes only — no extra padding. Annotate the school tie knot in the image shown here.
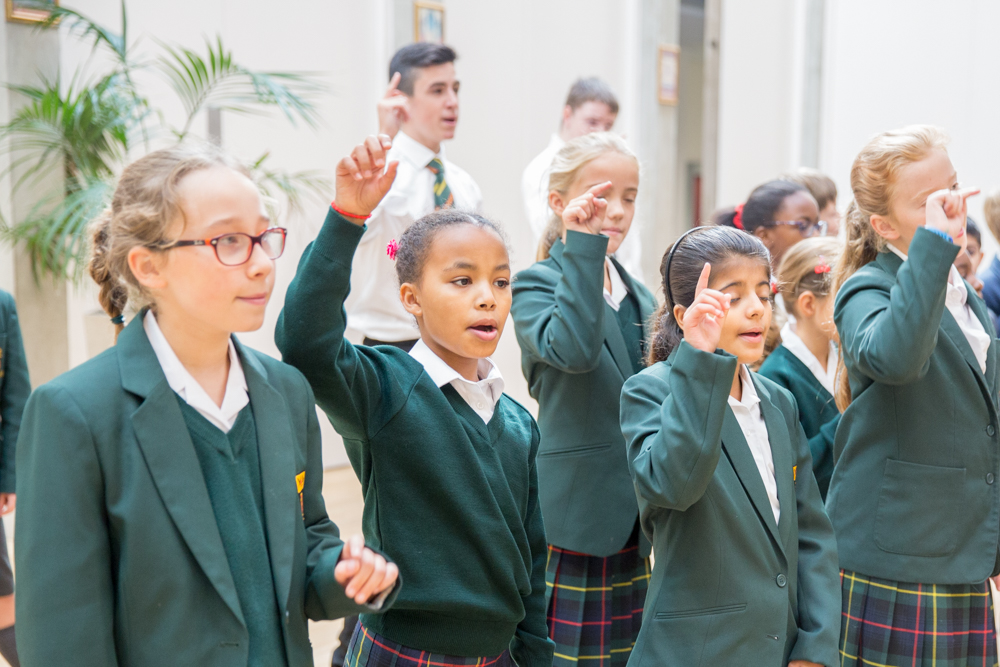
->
[427,157,454,210]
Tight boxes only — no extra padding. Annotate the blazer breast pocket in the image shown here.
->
[874,459,965,557]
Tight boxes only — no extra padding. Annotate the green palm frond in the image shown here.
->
[251,152,331,217]
[1,73,140,191]
[38,0,129,65]
[156,36,324,140]
[0,178,113,281]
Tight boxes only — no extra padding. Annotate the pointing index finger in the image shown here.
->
[694,262,712,297]
[386,71,401,96]
[588,181,613,199]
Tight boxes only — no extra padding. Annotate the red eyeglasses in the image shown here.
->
[165,227,287,266]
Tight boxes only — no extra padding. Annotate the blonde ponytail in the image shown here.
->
[536,132,638,261]
[833,124,949,410]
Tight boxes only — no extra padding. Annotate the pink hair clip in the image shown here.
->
[386,239,399,261]
[814,256,831,274]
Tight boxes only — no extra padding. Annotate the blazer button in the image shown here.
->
[988,425,996,437]
[988,473,995,485]
[776,573,787,588]
[285,610,290,623]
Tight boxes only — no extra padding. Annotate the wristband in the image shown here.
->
[923,226,953,244]
[331,202,371,221]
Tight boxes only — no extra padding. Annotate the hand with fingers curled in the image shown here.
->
[561,181,613,241]
[334,534,400,605]
[377,72,409,140]
[680,263,731,354]
[925,186,980,246]
[334,135,400,224]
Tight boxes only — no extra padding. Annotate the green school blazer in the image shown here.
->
[15,315,392,667]
[829,228,1000,584]
[512,232,657,557]
[620,342,841,667]
[758,344,840,499]
[0,290,29,494]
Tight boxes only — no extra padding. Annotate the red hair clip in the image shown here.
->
[733,203,746,230]
[386,239,399,261]
[770,278,779,295]
[814,256,831,274]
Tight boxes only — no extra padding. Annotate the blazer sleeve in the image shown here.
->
[511,231,609,374]
[0,295,30,494]
[509,421,556,667]
[785,397,841,667]
[275,208,403,441]
[15,385,119,667]
[300,376,399,619]
[835,228,958,386]
[620,341,738,511]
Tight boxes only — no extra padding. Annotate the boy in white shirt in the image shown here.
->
[349,43,482,351]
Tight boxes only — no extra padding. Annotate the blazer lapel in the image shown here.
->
[602,302,635,379]
[238,341,298,612]
[118,318,244,625]
[720,409,783,553]
[753,376,794,557]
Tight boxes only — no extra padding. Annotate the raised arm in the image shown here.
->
[275,135,400,440]
[511,182,613,374]
[835,187,976,386]
[509,422,556,667]
[15,386,118,667]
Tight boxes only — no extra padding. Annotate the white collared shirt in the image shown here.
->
[144,311,249,433]
[604,258,629,311]
[347,131,483,343]
[888,244,990,373]
[779,321,838,396]
[409,339,505,424]
[520,133,646,282]
[728,365,780,524]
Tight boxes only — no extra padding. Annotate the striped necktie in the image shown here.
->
[427,157,454,210]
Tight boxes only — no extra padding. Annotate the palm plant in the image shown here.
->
[0,0,330,281]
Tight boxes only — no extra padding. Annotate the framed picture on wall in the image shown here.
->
[414,1,445,44]
[5,0,59,24]
[658,44,680,105]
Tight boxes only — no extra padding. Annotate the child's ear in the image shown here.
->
[869,213,900,241]
[548,191,567,217]
[399,282,423,318]
[672,304,687,328]
[561,105,574,127]
[797,290,817,318]
[128,246,167,291]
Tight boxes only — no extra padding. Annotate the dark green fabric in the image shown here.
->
[178,402,288,667]
[0,290,29,494]
[619,341,841,667]
[830,227,1000,585]
[511,233,657,558]
[758,344,840,500]
[14,317,391,667]
[615,291,644,378]
[275,208,552,665]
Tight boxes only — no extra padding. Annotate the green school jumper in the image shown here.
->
[179,401,288,667]
[758,345,840,499]
[0,289,29,495]
[275,208,553,665]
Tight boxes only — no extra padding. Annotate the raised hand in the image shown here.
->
[925,186,979,245]
[561,181,612,239]
[681,263,731,354]
[377,72,409,139]
[334,134,399,223]
[334,534,400,605]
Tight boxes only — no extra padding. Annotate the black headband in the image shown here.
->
[664,225,712,308]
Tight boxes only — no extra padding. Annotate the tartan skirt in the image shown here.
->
[545,523,650,667]
[343,622,514,667]
[840,569,999,667]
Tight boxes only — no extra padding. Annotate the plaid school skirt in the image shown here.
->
[545,524,651,667]
[343,623,514,667]
[840,569,999,667]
